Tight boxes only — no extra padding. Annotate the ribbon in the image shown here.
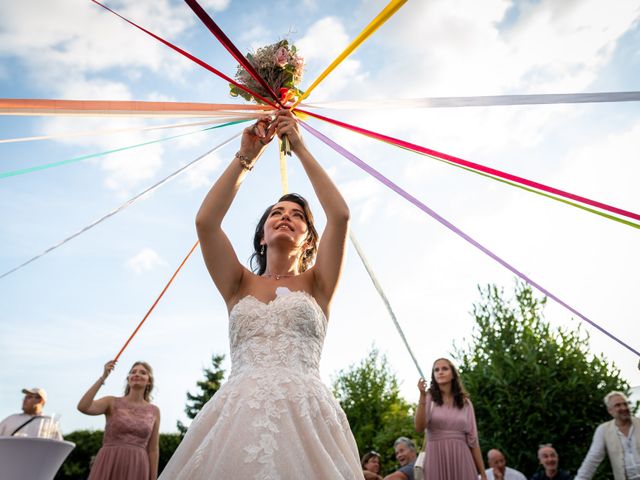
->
[184,0,282,106]
[115,241,199,361]
[0,120,249,179]
[0,98,269,117]
[298,109,640,226]
[349,231,425,378]
[417,149,640,230]
[0,117,251,145]
[301,91,640,109]
[291,0,408,108]
[299,119,640,358]
[91,0,277,108]
[0,131,242,280]
[279,138,289,195]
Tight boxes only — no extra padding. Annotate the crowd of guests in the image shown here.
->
[358,358,639,480]
[1,357,638,480]
[0,360,159,480]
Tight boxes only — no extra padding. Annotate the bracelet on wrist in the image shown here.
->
[235,152,254,171]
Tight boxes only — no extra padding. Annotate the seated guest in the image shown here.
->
[485,448,526,480]
[384,437,417,480]
[532,444,573,480]
[362,450,384,480]
[0,387,62,439]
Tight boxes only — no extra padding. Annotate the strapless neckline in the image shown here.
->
[230,290,326,321]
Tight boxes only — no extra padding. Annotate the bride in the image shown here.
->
[159,110,363,479]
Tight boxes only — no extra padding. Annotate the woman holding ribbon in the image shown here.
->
[78,360,160,480]
[415,358,487,480]
[159,110,362,479]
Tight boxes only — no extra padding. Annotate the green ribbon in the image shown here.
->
[413,148,640,230]
[0,119,249,179]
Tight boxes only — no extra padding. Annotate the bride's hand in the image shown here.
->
[238,114,276,160]
[274,110,304,153]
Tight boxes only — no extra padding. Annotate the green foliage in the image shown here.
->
[455,281,629,479]
[177,353,226,435]
[332,347,417,474]
[55,429,103,479]
[158,433,182,474]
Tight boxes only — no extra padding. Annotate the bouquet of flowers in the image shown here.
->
[229,39,305,105]
[229,40,304,154]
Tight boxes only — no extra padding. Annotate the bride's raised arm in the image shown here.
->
[272,110,350,310]
[195,116,275,305]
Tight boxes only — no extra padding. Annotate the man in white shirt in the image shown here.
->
[0,387,63,440]
[484,448,527,480]
[576,390,640,480]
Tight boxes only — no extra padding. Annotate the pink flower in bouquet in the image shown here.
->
[292,54,305,82]
[229,39,304,108]
[274,46,289,67]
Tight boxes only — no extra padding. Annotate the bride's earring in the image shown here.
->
[260,245,265,255]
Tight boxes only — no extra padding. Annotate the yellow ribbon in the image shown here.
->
[279,137,289,194]
[290,0,407,109]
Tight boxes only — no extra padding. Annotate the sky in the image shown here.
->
[1,0,639,436]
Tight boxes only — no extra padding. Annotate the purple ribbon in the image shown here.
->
[299,120,640,358]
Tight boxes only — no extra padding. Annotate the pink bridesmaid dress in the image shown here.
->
[89,397,158,480]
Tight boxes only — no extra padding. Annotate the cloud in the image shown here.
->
[201,0,231,11]
[0,0,194,89]
[126,248,168,274]
[339,176,385,223]
[504,0,640,92]
[297,17,350,63]
[35,76,189,195]
[558,120,640,206]
[364,0,638,99]
[241,25,273,45]
[101,142,165,195]
[181,151,224,190]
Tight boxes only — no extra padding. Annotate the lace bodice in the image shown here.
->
[228,290,326,378]
[103,397,157,448]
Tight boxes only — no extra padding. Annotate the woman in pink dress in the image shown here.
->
[78,360,161,480]
[414,358,487,480]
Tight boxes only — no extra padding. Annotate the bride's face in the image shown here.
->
[262,201,309,249]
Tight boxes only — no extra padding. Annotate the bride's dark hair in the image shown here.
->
[250,193,319,275]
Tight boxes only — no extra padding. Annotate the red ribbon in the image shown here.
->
[91,0,277,108]
[184,0,284,107]
[297,109,640,223]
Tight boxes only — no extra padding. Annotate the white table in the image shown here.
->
[0,437,75,480]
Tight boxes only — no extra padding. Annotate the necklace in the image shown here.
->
[263,273,296,280]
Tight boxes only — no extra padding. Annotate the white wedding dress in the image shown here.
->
[159,289,363,479]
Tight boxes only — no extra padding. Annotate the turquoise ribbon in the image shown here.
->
[0,119,249,179]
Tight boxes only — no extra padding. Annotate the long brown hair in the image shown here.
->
[124,361,154,402]
[428,358,469,408]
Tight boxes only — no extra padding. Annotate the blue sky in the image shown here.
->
[1,0,639,435]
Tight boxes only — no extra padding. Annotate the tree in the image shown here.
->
[55,429,103,479]
[158,433,182,474]
[177,353,226,435]
[332,347,416,473]
[455,281,629,479]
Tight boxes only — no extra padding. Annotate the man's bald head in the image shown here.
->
[487,449,506,474]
